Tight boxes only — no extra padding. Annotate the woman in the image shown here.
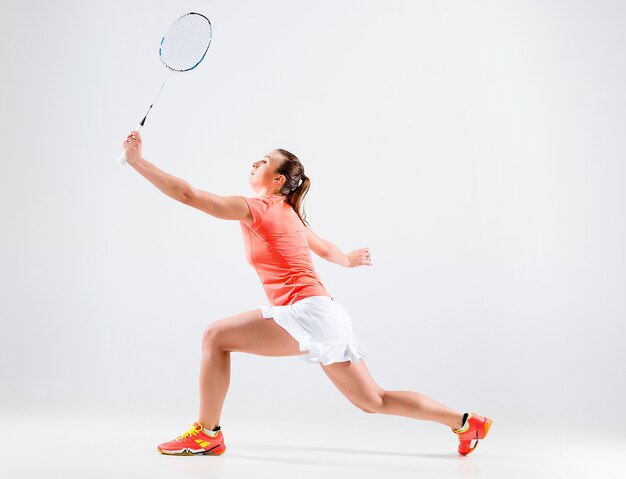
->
[121,131,492,457]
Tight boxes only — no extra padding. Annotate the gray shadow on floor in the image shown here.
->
[234,442,459,459]
[229,442,463,470]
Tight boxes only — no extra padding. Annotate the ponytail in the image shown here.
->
[275,149,311,226]
[286,174,311,226]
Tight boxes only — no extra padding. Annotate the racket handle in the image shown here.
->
[117,150,128,165]
[117,124,144,165]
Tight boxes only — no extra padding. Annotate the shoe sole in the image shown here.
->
[463,418,493,456]
[158,445,226,456]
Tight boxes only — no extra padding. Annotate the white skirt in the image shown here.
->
[259,296,368,366]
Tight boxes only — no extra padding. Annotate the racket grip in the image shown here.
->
[117,150,128,165]
[117,124,144,165]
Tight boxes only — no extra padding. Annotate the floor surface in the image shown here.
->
[1,410,623,479]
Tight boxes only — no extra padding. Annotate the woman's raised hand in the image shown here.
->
[123,130,143,164]
[347,247,373,268]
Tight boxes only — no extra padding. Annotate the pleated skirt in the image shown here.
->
[259,296,367,366]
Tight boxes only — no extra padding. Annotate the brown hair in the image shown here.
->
[275,148,311,226]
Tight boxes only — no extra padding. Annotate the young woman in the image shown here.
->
[121,130,493,457]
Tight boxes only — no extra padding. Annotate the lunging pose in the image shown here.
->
[120,131,493,456]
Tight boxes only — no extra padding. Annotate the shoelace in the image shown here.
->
[176,422,203,440]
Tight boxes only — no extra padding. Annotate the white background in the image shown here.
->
[1,0,624,456]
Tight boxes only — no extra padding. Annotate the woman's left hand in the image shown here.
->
[347,248,373,267]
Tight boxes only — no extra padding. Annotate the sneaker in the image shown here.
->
[157,422,227,456]
[452,412,492,455]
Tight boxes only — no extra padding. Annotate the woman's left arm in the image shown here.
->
[305,226,373,267]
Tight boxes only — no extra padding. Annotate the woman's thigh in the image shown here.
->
[320,359,385,412]
[204,308,307,357]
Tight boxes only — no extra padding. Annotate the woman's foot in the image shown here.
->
[157,422,226,456]
[452,412,493,455]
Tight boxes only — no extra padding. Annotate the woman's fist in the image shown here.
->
[122,130,142,164]
[347,247,373,268]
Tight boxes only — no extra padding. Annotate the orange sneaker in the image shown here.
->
[452,412,492,455]
[157,422,226,456]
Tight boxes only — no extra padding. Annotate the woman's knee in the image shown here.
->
[202,320,228,350]
[354,390,386,414]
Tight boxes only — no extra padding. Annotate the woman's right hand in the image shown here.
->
[122,130,143,164]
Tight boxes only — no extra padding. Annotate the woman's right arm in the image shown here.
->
[124,130,193,201]
[123,130,251,222]
[182,189,250,221]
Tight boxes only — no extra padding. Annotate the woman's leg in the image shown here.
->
[321,359,465,429]
[198,308,307,429]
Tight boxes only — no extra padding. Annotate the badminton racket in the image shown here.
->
[117,12,212,165]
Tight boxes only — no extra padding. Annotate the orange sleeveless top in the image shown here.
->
[239,194,331,306]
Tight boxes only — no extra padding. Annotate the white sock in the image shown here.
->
[453,413,471,433]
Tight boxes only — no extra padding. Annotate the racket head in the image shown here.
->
[159,12,212,72]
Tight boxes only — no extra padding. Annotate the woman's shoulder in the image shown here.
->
[241,194,288,227]
[251,194,288,210]
[245,193,284,201]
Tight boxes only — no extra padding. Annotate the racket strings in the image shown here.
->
[160,13,212,72]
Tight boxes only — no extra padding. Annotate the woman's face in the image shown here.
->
[248,150,285,194]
